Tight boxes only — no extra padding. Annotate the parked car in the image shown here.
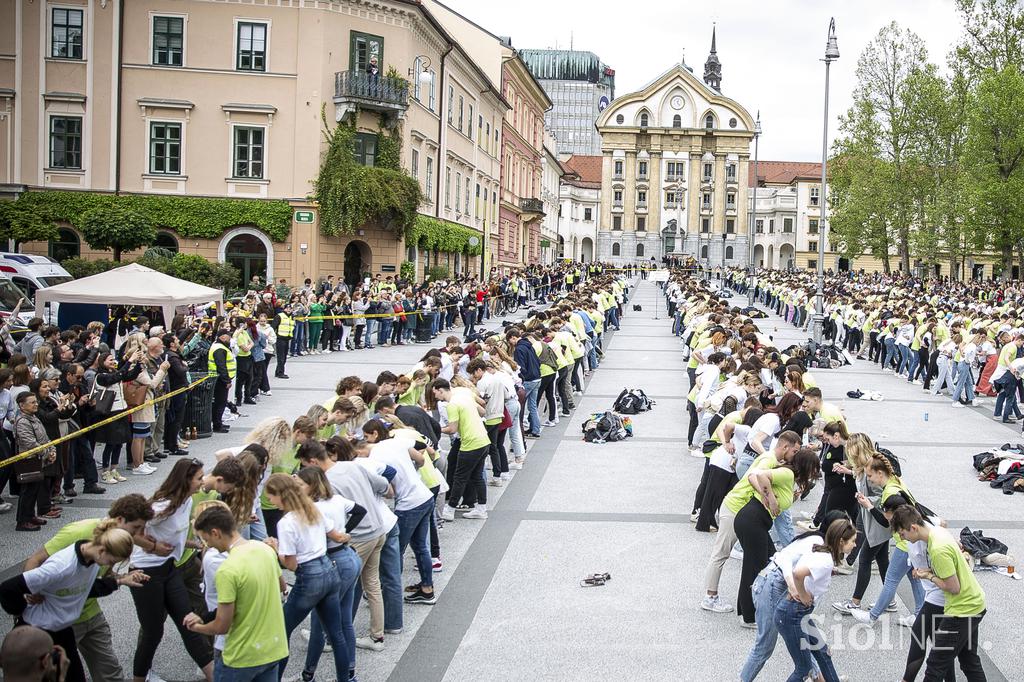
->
[0,253,73,323]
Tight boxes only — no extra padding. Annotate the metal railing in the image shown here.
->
[334,70,409,107]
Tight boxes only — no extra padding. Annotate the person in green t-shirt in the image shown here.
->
[185,505,287,680]
[432,378,490,522]
[891,506,987,680]
[22,494,154,682]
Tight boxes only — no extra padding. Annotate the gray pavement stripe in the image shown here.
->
[388,311,630,681]
[590,366,686,371]
[584,394,687,400]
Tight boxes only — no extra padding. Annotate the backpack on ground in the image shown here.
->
[613,388,655,414]
[633,304,642,312]
[582,411,631,443]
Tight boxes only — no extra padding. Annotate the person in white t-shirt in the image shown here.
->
[0,519,144,682]
[771,518,857,682]
[128,458,214,682]
[263,473,353,680]
[360,422,436,606]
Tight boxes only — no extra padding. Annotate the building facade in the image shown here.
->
[594,37,755,267]
[539,134,564,264]
[748,161,833,272]
[0,0,507,286]
[497,47,551,269]
[519,49,615,156]
[559,154,600,262]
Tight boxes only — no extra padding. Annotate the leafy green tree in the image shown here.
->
[0,200,59,243]
[79,206,156,261]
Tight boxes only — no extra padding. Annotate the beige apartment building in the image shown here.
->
[594,39,756,267]
[0,0,506,287]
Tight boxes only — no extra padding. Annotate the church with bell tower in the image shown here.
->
[594,28,756,266]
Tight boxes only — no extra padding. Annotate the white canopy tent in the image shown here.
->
[34,263,223,325]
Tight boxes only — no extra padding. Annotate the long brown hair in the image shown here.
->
[297,466,333,502]
[222,451,264,526]
[265,473,320,526]
[813,518,856,563]
[151,458,203,519]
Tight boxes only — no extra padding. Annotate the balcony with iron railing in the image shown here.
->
[520,197,545,220]
[334,70,409,123]
[636,202,648,213]
[700,202,714,214]
[612,200,624,212]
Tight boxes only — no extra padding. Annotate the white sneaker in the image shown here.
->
[500,472,511,481]
[508,461,523,470]
[147,672,168,682]
[699,594,733,613]
[898,615,916,628]
[850,609,876,624]
[261,390,273,397]
[690,511,699,523]
[487,477,503,487]
[950,402,965,408]
[355,636,384,652]
[543,420,557,427]
[463,506,488,520]
[132,465,155,476]
[440,505,455,522]
[432,557,443,572]
[689,448,705,458]
[833,563,854,575]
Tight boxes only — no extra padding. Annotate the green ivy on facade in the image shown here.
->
[2,190,293,242]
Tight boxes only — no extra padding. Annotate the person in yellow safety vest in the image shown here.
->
[533,333,559,426]
[548,318,576,417]
[208,328,236,433]
[272,305,294,379]
[232,322,255,406]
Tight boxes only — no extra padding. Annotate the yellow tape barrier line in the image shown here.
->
[0,373,215,471]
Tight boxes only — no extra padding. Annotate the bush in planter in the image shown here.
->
[62,257,121,279]
[425,265,450,282]
[400,261,416,281]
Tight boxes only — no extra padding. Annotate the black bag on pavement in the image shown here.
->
[960,527,1009,560]
[613,388,655,414]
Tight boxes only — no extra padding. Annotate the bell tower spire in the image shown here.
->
[703,25,722,92]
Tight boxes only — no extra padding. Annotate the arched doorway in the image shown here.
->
[224,233,268,284]
[344,241,371,289]
[581,237,594,262]
[779,243,794,270]
[767,245,775,269]
[155,231,179,253]
[838,257,850,272]
[48,227,80,262]
[557,235,565,260]
[753,244,764,268]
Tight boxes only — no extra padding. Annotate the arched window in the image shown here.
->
[224,232,269,284]
[406,245,417,263]
[154,231,179,253]
[705,114,715,129]
[48,228,80,262]
[700,245,709,259]
[725,246,734,260]
[636,243,645,257]
[639,112,649,127]
[672,114,682,128]
[611,242,621,256]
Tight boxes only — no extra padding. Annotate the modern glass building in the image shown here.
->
[519,49,615,156]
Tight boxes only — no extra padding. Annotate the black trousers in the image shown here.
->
[129,558,213,677]
[234,355,253,403]
[212,379,229,428]
[734,499,775,623]
[923,612,987,682]
[904,601,957,682]
[687,401,699,447]
[275,336,290,376]
[16,477,47,524]
[539,374,557,421]
[447,444,488,508]
[556,366,573,414]
[696,464,737,532]
[163,392,187,452]
[853,540,890,601]
[486,422,507,478]
[44,625,85,682]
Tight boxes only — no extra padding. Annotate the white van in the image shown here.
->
[0,253,73,323]
[0,275,35,325]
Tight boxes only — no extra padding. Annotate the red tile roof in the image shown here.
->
[749,160,823,187]
[563,155,602,187]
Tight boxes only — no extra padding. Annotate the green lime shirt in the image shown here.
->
[753,467,796,518]
[448,394,490,451]
[43,518,104,624]
[215,540,288,668]
[722,452,778,515]
[927,526,986,617]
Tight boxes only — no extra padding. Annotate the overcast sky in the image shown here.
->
[438,0,964,161]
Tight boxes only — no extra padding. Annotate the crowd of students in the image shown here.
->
[0,267,628,682]
[731,267,1024,423]
[666,270,990,682]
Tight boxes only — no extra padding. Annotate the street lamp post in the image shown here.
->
[747,111,761,306]
[812,19,839,346]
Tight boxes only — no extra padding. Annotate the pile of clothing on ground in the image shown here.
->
[972,445,1024,494]
[580,388,654,443]
[846,389,884,401]
[960,527,1018,577]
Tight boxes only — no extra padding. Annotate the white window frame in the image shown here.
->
[413,57,422,101]
[232,18,271,73]
[425,157,434,200]
[149,12,188,67]
[428,70,437,111]
[229,123,268,180]
[410,148,419,180]
[146,118,185,176]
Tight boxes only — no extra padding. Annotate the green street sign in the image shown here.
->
[294,210,315,223]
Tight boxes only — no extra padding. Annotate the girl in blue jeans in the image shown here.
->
[263,474,352,681]
[850,455,925,625]
[773,519,857,682]
[741,513,856,681]
[297,467,365,682]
